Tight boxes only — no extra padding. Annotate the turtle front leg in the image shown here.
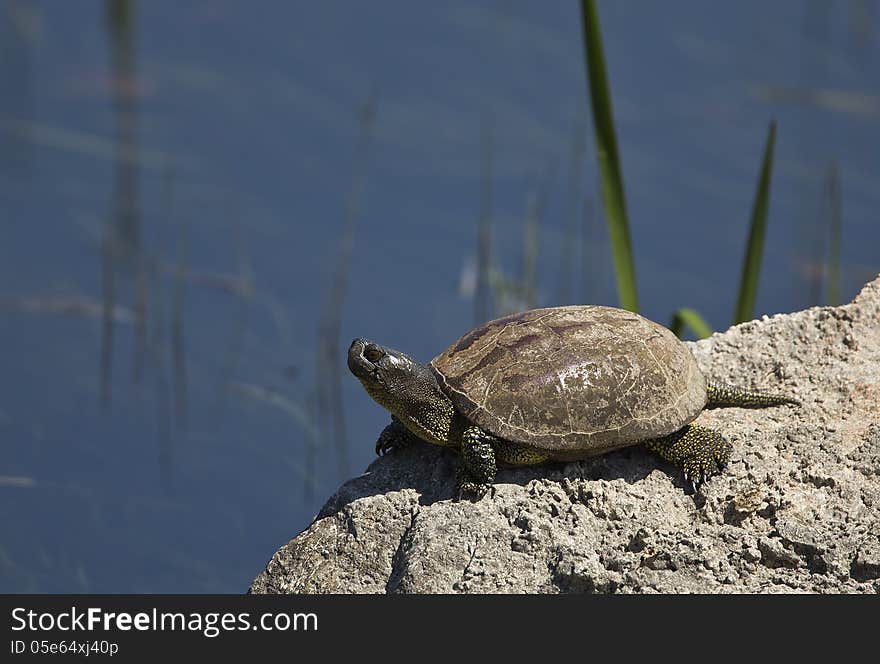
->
[456,425,498,500]
[375,417,422,456]
[642,424,733,492]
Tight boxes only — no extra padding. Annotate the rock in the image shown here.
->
[250,276,880,594]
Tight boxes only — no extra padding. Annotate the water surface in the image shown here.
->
[1,0,878,592]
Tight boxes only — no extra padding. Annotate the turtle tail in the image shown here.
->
[706,381,800,409]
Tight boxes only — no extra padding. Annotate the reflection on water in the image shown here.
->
[0,0,34,180]
[558,124,586,306]
[0,0,878,592]
[474,114,493,325]
[315,92,378,483]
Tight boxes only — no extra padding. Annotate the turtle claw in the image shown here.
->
[648,425,733,493]
[375,432,394,456]
[683,468,710,493]
[375,421,414,457]
[455,479,493,502]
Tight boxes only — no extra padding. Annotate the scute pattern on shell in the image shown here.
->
[430,306,707,452]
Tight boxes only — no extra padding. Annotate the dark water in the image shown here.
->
[1,0,878,592]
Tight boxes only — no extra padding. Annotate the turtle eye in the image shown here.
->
[364,346,384,363]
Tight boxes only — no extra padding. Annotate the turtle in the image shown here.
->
[347,305,799,498]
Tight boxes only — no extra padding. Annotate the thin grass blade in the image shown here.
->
[733,120,776,324]
[579,0,638,312]
[669,307,714,340]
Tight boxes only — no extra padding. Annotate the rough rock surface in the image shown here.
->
[251,277,880,594]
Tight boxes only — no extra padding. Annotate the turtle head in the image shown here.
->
[348,339,454,446]
[347,339,424,397]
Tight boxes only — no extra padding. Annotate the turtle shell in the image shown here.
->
[430,306,707,452]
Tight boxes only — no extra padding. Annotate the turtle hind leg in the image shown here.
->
[643,424,733,491]
[706,381,800,409]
